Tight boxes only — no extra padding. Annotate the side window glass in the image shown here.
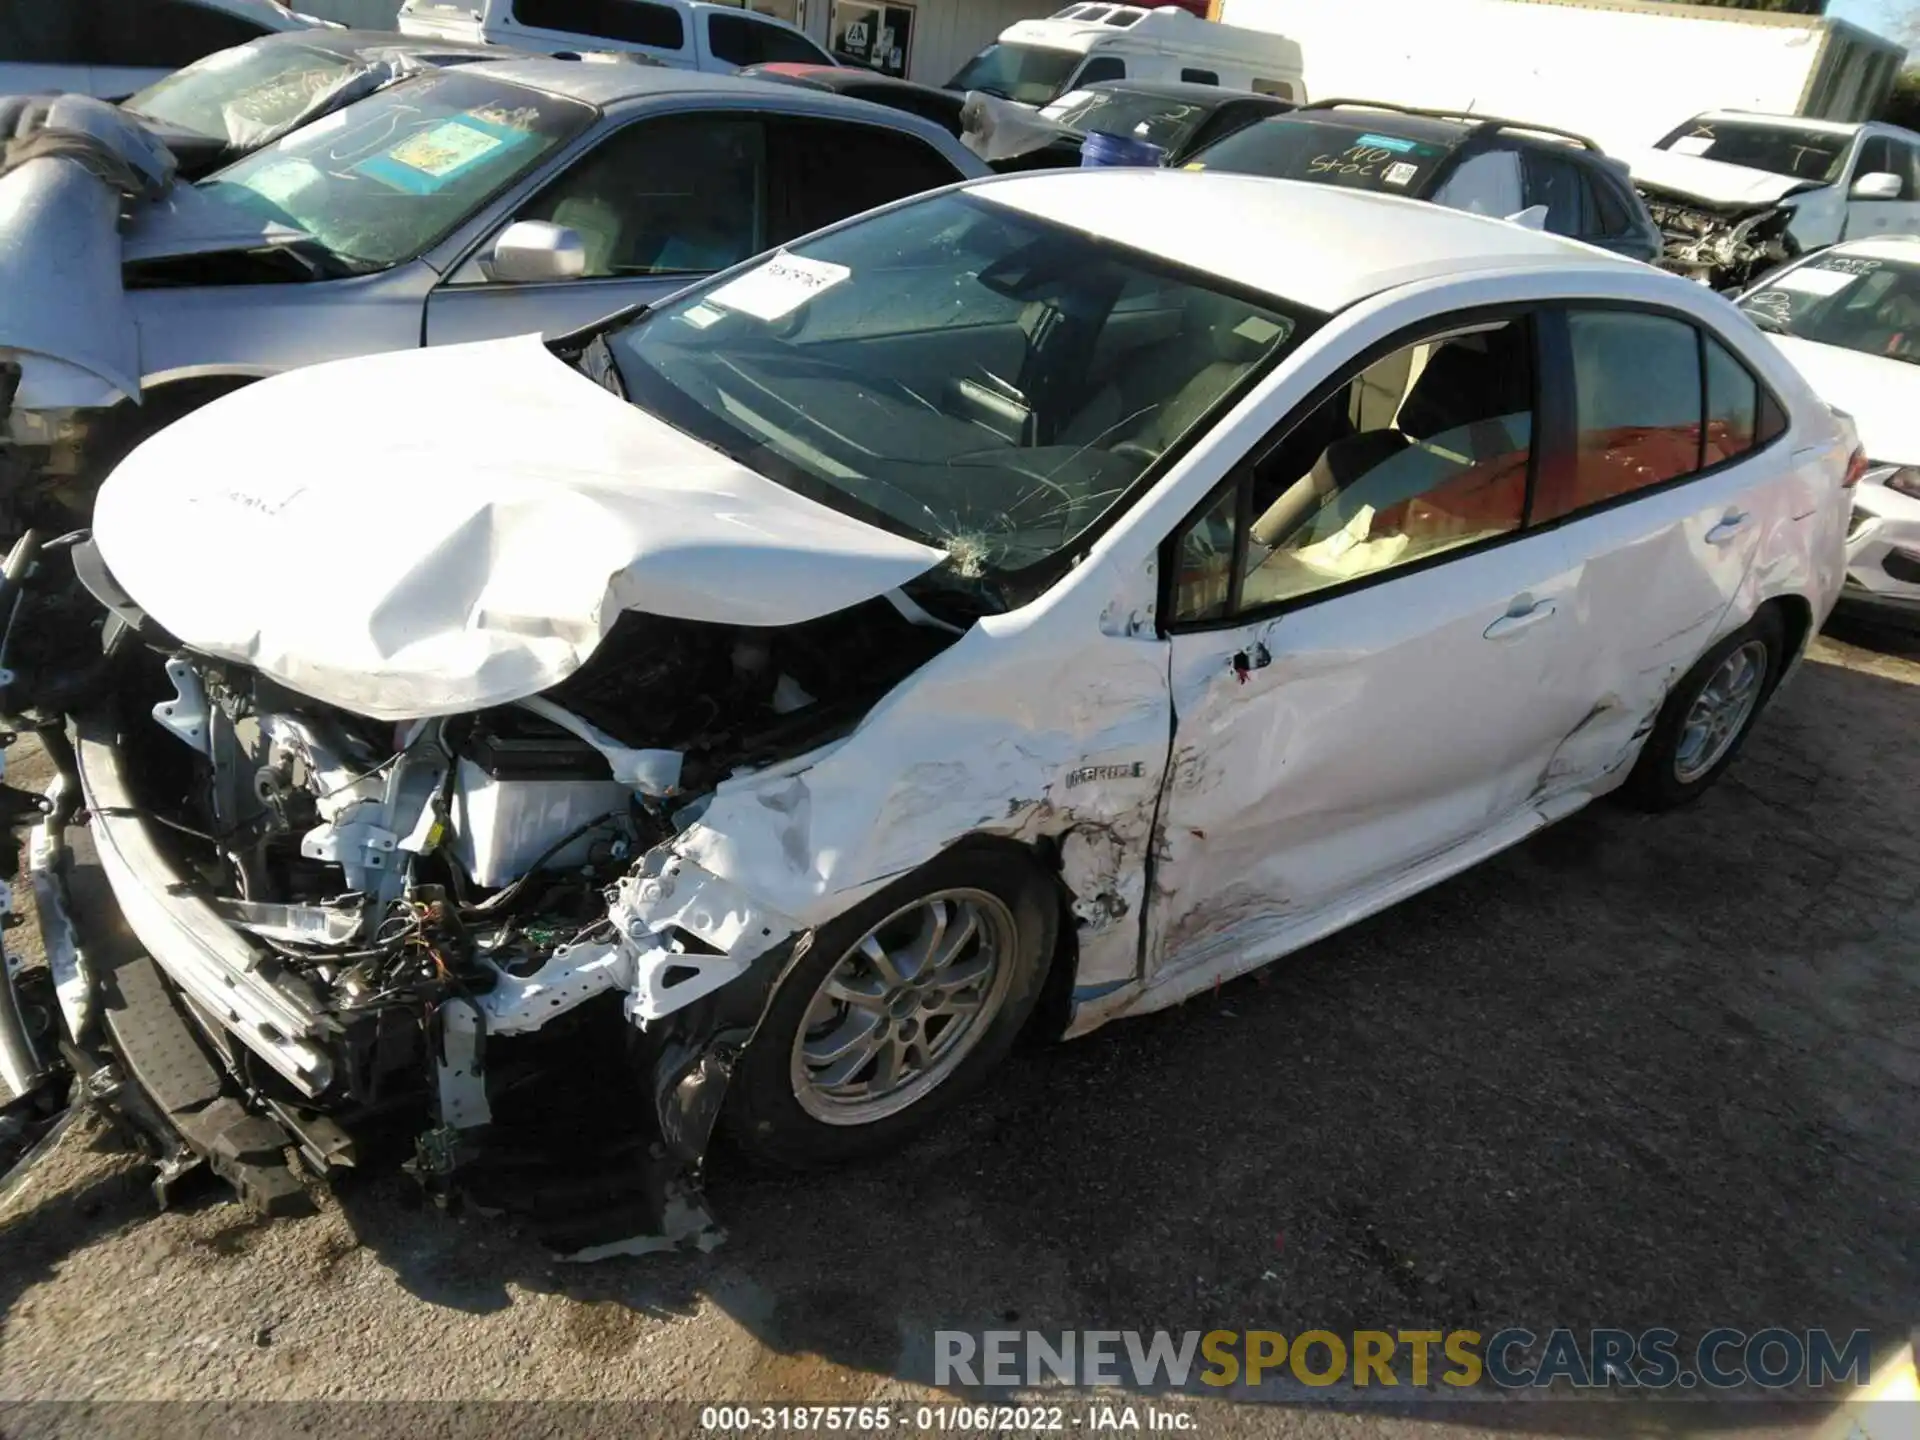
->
[1236,320,1533,608]
[1169,484,1241,624]
[708,13,825,66]
[1181,68,1219,84]
[91,0,268,68]
[1076,56,1125,84]
[510,0,686,48]
[1854,136,1909,197]
[1703,334,1760,467]
[510,116,763,279]
[766,118,962,246]
[1,0,85,63]
[1522,151,1585,236]
[1589,171,1632,237]
[1535,310,1702,525]
[1433,150,1523,218]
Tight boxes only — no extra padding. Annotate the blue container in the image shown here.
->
[1080,129,1166,169]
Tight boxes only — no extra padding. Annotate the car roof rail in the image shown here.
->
[1298,98,1602,152]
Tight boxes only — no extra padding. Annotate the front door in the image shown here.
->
[1843,135,1920,241]
[1145,313,1600,981]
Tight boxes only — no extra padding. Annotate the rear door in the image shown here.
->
[1524,306,1787,785]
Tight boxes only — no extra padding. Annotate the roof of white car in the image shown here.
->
[1813,235,1920,264]
[1687,110,1866,136]
[207,0,332,29]
[973,169,1638,312]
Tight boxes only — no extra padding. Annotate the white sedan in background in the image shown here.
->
[1738,237,1920,622]
[6,173,1855,1235]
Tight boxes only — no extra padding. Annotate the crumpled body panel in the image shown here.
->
[91,336,947,720]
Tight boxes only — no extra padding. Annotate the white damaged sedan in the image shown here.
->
[5,171,1855,1239]
[1736,237,1920,624]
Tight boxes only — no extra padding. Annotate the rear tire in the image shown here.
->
[1619,607,1784,812]
[723,844,1055,1170]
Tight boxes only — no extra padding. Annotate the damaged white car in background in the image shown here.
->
[1738,237,1920,624]
[1633,111,1920,290]
[0,171,1854,1253]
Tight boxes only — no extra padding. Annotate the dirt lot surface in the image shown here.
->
[0,620,1915,1435]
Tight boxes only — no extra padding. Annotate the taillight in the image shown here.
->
[1843,447,1868,489]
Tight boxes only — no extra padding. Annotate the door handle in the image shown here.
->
[1483,598,1557,640]
[1705,510,1751,547]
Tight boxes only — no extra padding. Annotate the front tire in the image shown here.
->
[723,845,1055,1169]
[1619,607,1783,811]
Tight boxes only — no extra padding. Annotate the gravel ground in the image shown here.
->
[0,620,1915,1433]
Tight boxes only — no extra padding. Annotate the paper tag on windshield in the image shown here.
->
[1775,266,1858,296]
[1668,135,1713,156]
[1384,161,1418,187]
[707,253,851,322]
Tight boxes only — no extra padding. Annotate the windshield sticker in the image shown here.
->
[353,113,534,194]
[707,253,852,322]
[1309,143,1420,180]
[1816,255,1884,276]
[1384,161,1418,186]
[1234,316,1287,345]
[1667,134,1714,156]
[1356,133,1417,153]
[1774,266,1859,297]
[681,303,725,330]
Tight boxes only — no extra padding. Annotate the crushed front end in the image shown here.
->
[0,531,960,1254]
[1639,185,1798,290]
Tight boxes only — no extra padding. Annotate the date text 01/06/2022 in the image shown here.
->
[700,1405,1198,1431]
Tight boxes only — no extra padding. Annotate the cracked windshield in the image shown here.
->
[603,191,1308,585]
[1741,252,1920,362]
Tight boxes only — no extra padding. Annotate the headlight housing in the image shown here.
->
[1864,463,1920,497]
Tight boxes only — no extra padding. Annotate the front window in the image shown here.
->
[1654,119,1850,184]
[199,71,594,270]
[124,41,362,145]
[1740,251,1920,364]
[1189,116,1453,197]
[1041,87,1209,151]
[949,43,1081,107]
[601,192,1312,591]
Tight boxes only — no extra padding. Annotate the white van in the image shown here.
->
[0,0,329,102]
[396,0,836,71]
[948,4,1304,110]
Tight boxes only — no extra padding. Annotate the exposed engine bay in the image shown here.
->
[4,551,965,1251]
[1639,187,1798,291]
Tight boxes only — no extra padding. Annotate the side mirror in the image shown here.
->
[484,221,586,284]
[1851,171,1903,201]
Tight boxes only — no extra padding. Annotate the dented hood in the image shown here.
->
[1766,333,1920,465]
[1628,148,1816,211]
[92,336,948,720]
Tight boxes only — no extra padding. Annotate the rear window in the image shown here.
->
[511,0,686,48]
[1189,115,1454,195]
[707,11,826,67]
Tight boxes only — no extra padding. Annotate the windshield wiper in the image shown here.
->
[279,239,379,280]
[1743,310,1791,334]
